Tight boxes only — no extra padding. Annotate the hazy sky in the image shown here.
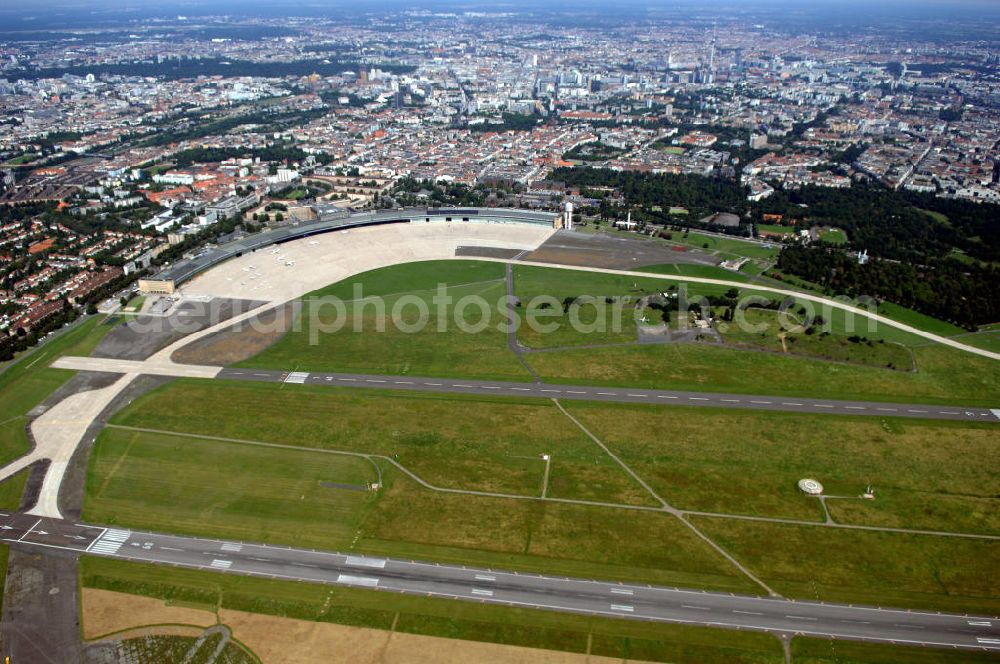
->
[2,0,999,31]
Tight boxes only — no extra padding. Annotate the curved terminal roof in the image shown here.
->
[153,206,556,287]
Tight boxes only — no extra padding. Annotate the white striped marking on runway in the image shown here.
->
[345,555,387,569]
[472,588,494,597]
[337,574,379,588]
[210,559,232,569]
[88,529,131,555]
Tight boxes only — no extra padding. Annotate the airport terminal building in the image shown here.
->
[140,207,558,294]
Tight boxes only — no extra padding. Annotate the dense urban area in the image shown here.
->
[2,6,999,354]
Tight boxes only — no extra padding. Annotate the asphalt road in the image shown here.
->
[219,368,1000,422]
[1,512,997,652]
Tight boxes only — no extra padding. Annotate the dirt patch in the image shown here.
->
[171,301,299,366]
[81,589,649,664]
[220,609,630,664]
[526,231,715,270]
[455,246,524,259]
[92,298,267,362]
[81,588,216,639]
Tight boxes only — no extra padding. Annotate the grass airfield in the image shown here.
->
[63,257,1000,662]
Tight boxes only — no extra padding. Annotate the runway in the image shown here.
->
[1,512,997,652]
[49,356,1000,422]
[225,368,1000,422]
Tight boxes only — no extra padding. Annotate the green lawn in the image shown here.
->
[107,379,651,504]
[84,427,378,550]
[0,315,117,465]
[238,261,531,380]
[791,637,998,663]
[307,259,506,300]
[89,380,757,592]
[818,227,848,244]
[874,301,966,338]
[124,295,145,311]
[917,208,950,225]
[692,516,1000,615]
[236,260,982,391]
[957,330,1000,353]
[564,401,1000,534]
[756,224,793,235]
[1,154,39,166]
[81,557,784,663]
[0,469,29,511]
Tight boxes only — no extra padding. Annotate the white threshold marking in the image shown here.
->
[474,574,496,582]
[345,555,387,569]
[337,574,379,588]
[610,587,634,596]
[968,620,992,626]
[976,638,1000,645]
[221,543,242,552]
[610,604,634,613]
[210,559,232,569]
[471,588,494,597]
[991,409,1000,420]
